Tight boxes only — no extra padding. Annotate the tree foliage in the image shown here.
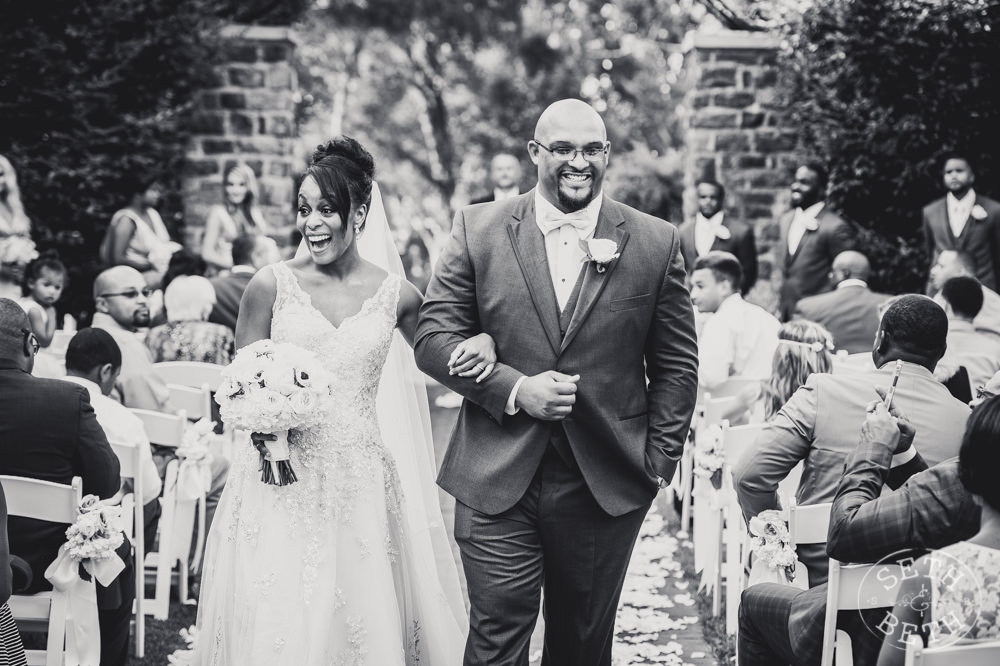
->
[776,0,1000,293]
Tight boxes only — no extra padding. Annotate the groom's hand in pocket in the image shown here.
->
[515,371,580,421]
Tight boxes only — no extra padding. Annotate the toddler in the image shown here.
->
[20,252,66,348]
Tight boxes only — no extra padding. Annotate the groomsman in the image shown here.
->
[678,179,758,294]
[470,153,524,204]
[776,161,854,321]
[922,154,1000,290]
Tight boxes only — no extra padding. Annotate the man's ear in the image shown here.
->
[526,142,541,166]
[874,328,889,354]
[94,296,109,314]
[98,362,115,384]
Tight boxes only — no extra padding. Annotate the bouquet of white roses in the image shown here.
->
[65,496,125,580]
[747,509,802,586]
[216,339,333,485]
[693,423,726,489]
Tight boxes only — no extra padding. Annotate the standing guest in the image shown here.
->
[62,328,163,553]
[928,249,1000,337]
[793,251,890,353]
[416,99,699,665]
[0,481,28,666]
[678,179,758,294]
[734,295,970,586]
[470,152,523,204]
[777,161,854,321]
[934,276,1000,394]
[99,176,181,287]
[146,275,234,365]
[690,251,779,390]
[922,154,1000,290]
[200,163,269,272]
[0,298,132,666]
[0,156,37,295]
[738,400,980,666]
[208,234,280,331]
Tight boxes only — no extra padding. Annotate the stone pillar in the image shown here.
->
[683,30,794,310]
[182,24,298,251]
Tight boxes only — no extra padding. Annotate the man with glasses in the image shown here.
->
[416,99,698,665]
[0,298,134,666]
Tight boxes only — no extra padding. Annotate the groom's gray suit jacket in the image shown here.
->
[415,190,699,517]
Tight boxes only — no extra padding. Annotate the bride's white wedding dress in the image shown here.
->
[192,261,465,665]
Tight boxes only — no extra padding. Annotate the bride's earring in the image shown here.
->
[354,224,363,238]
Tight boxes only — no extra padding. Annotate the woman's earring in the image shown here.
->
[354,224,363,237]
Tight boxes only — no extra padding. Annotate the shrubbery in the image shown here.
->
[777,0,1000,293]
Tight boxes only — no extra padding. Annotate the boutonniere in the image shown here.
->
[802,217,819,232]
[714,225,732,240]
[580,238,621,273]
[972,204,989,221]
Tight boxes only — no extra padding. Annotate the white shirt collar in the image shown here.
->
[494,186,520,201]
[796,201,825,219]
[715,292,743,314]
[61,375,102,397]
[696,211,725,227]
[947,189,976,209]
[231,265,255,275]
[837,278,869,290]
[534,189,603,236]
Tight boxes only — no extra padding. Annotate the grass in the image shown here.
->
[127,603,198,665]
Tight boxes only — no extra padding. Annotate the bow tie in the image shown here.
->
[538,209,592,235]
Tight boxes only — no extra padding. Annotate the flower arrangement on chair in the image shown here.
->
[747,509,805,588]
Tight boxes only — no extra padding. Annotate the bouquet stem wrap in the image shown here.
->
[259,430,298,486]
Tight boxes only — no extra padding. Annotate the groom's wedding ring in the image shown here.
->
[474,364,484,370]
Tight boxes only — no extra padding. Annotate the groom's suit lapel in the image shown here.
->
[560,199,629,353]
[507,196,562,355]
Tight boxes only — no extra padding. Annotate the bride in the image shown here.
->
[192,137,489,665]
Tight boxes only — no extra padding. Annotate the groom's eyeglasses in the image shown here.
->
[532,139,608,162]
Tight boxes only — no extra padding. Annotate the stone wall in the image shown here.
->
[682,30,794,310]
[181,24,299,251]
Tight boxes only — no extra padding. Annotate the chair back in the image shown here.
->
[166,383,212,421]
[720,422,764,464]
[107,440,146,657]
[1,475,81,523]
[820,559,906,666]
[130,408,187,448]
[703,395,745,426]
[152,361,223,391]
[905,637,1000,666]
[787,500,832,545]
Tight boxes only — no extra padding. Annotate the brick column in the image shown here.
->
[683,30,794,310]
[182,24,298,250]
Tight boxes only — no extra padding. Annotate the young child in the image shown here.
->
[20,251,66,348]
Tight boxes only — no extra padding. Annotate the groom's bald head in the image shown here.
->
[533,99,608,145]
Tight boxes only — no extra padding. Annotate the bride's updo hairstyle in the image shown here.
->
[304,136,375,234]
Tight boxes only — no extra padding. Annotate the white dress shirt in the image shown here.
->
[493,186,520,202]
[787,201,825,256]
[92,312,174,413]
[697,293,780,390]
[694,212,725,258]
[504,191,603,414]
[61,375,163,504]
[836,278,868,290]
[947,189,976,239]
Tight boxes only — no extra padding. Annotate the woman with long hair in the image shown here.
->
[200,163,268,271]
[0,156,30,240]
[761,319,836,419]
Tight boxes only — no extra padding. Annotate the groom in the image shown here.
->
[415,99,699,665]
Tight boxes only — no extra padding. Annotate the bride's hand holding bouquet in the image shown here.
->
[216,339,334,485]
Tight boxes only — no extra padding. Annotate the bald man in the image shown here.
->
[470,152,524,204]
[416,99,698,665]
[793,251,890,353]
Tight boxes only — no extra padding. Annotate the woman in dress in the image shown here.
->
[877,395,1000,664]
[193,137,478,665]
[99,176,181,286]
[0,156,36,300]
[200,163,268,272]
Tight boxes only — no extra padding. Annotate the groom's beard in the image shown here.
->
[557,170,596,212]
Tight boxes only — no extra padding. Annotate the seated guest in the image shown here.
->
[0,299,133,666]
[734,295,970,586]
[739,399,980,666]
[690,251,780,390]
[794,251,890,353]
[877,395,1000,664]
[929,249,1000,337]
[146,275,234,365]
[208,234,279,331]
[62,329,163,553]
[761,320,835,420]
[934,275,1000,395]
[91,265,174,413]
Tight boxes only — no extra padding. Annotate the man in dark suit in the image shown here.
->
[208,233,279,331]
[793,250,890,353]
[777,161,855,321]
[738,403,980,666]
[923,154,1000,291]
[415,99,699,666]
[469,152,523,204]
[0,298,133,666]
[678,179,758,294]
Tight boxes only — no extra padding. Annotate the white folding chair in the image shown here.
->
[152,361,224,391]
[822,559,906,666]
[166,382,212,422]
[787,499,832,547]
[109,439,145,658]
[141,460,179,620]
[905,636,1000,665]
[3,475,83,666]
[130,408,202,613]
